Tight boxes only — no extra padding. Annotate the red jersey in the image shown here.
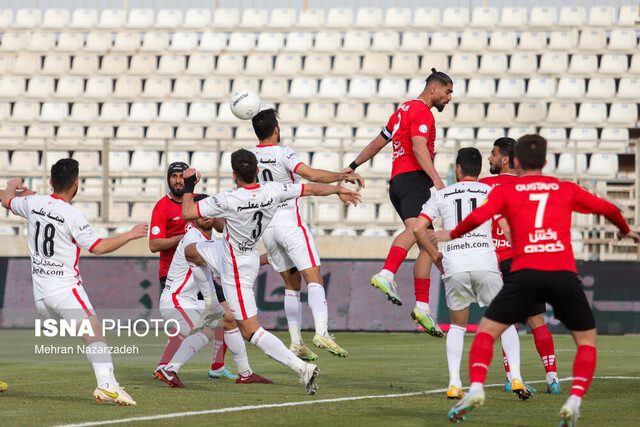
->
[478,174,518,262]
[451,175,630,274]
[150,195,191,279]
[381,99,436,179]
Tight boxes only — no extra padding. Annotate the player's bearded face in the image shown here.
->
[489,150,503,174]
[433,84,453,112]
[196,217,214,231]
[169,173,184,196]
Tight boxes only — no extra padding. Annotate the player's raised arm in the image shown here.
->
[301,183,361,206]
[90,223,148,255]
[1,178,36,209]
[181,168,202,221]
[412,136,445,190]
[341,133,389,174]
[295,163,365,189]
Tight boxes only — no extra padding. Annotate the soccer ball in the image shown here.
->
[230,89,261,120]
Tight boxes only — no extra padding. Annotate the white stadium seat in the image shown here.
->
[619,5,639,27]
[588,6,616,27]
[361,53,390,76]
[142,78,170,99]
[412,7,440,30]
[70,9,97,29]
[558,6,586,27]
[13,53,41,76]
[546,102,577,124]
[56,33,84,52]
[556,78,586,99]
[325,7,353,30]
[99,54,128,75]
[577,103,607,124]
[155,9,182,29]
[98,9,126,29]
[530,6,557,28]
[255,32,284,53]
[442,7,468,28]
[371,31,399,52]
[608,29,638,52]
[14,8,40,29]
[600,128,629,151]
[555,153,587,176]
[112,32,140,52]
[130,150,161,173]
[0,76,25,99]
[183,9,211,29]
[466,78,495,99]
[157,54,186,75]
[169,32,197,52]
[430,32,458,52]
[509,53,537,75]
[539,127,567,148]
[470,7,498,28]
[27,32,55,52]
[578,29,607,51]
[71,54,99,76]
[519,31,547,51]
[569,127,598,149]
[449,54,478,76]
[158,102,187,124]
[516,102,547,124]
[599,54,628,75]
[128,102,157,123]
[267,8,296,29]
[383,7,411,29]
[488,31,517,52]
[479,53,508,76]
[69,102,98,123]
[99,103,128,122]
[215,54,244,76]
[126,8,154,29]
[26,77,54,99]
[500,7,527,28]
[354,7,382,29]
[198,32,226,52]
[539,53,568,74]
[485,103,515,124]
[332,54,360,76]
[608,103,638,125]
[40,102,68,122]
[617,78,640,100]
[548,30,578,51]
[586,78,616,100]
[227,32,256,52]
[273,54,302,76]
[390,53,419,76]
[400,32,428,52]
[587,153,618,177]
[496,78,525,99]
[568,54,598,76]
[318,78,347,100]
[212,8,239,29]
[346,204,376,223]
[459,30,487,52]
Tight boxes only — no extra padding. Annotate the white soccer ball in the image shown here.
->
[230,89,261,120]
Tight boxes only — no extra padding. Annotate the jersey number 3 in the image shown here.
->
[252,211,264,239]
[34,221,56,257]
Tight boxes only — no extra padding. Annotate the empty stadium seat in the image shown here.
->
[13,53,40,76]
[273,54,302,76]
[155,8,182,29]
[0,77,24,99]
[526,78,555,99]
[56,32,84,52]
[466,79,495,99]
[212,8,240,29]
[316,202,341,223]
[600,128,629,151]
[100,54,128,75]
[27,32,56,52]
[72,151,101,173]
[617,78,640,100]
[587,153,619,177]
[577,103,607,124]
[346,204,376,223]
[449,54,478,76]
[98,9,126,29]
[619,5,639,26]
[214,54,244,77]
[85,125,113,147]
[14,8,40,29]
[377,78,406,99]
[578,29,607,51]
[586,78,615,99]
[509,53,537,75]
[539,53,568,74]
[559,6,586,26]
[108,151,129,173]
[126,9,154,29]
[600,54,629,75]
[157,54,186,75]
[516,102,547,123]
[267,8,296,29]
[142,78,170,98]
[371,31,399,52]
[255,32,284,53]
[198,32,226,52]
[568,54,598,75]
[485,103,515,124]
[70,9,98,29]
[71,54,99,75]
[169,32,197,52]
[26,77,54,99]
[555,153,587,176]
[540,127,567,149]
[547,102,577,124]
[383,7,411,29]
[548,30,578,50]
[354,7,382,29]
[587,6,616,27]
[227,32,256,52]
[556,78,586,99]
[325,7,353,30]
[569,127,598,149]
[430,32,458,52]
[112,32,140,52]
[530,6,557,28]
[40,102,68,122]
[361,53,390,76]
[84,32,112,53]
[608,103,638,125]
[496,78,525,99]
[0,32,27,52]
[130,150,161,173]
[478,53,508,75]
[69,102,98,123]
[112,77,140,99]
[499,6,527,27]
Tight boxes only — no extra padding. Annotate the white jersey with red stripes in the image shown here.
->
[163,225,210,303]
[420,180,499,277]
[196,182,304,254]
[250,144,304,228]
[8,195,102,300]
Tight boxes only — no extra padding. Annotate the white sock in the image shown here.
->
[86,342,117,388]
[166,332,209,373]
[547,371,558,383]
[446,324,466,388]
[379,269,394,280]
[250,327,303,374]
[415,302,430,311]
[285,290,303,344]
[567,395,582,407]
[501,325,522,382]
[469,382,484,394]
[307,283,328,336]
[224,328,252,376]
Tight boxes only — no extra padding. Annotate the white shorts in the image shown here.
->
[221,245,259,321]
[262,224,321,273]
[35,286,96,322]
[195,240,225,279]
[159,291,204,336]
[443,270,504,311]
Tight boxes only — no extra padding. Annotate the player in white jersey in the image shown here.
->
[412,148,530,401]
[249,109,364,360]
[1,158,148,406]
[155,194,272,387]
[181,149,361,395]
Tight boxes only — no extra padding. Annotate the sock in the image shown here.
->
[469,332,494,384]
[500,325,522,382]
[414,278,430,305]
[224,328,252,376]
[250,327,304,374]
[158,329,185,367]
[532,325,557,374]
[307,283,328,337]
[166,332,209,373]
[86,342,117,388]
[501,348,511,378]
[382,246,408,275]
[570,345,597,398]
[446,324,466,388]
[210,328,227,370]
[285,290,303,344]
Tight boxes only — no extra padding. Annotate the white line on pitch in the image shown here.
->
[54,376,639,427]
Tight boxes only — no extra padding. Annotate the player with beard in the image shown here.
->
[479,137,560,394]
[342,68,452,337]
[150,162,234,380]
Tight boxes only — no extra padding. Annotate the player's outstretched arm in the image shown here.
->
[149,234,184,253]
[91,223,148,255]
[412,136,445,190]
[1,178,36,209]
[184,243,206,266]
[295,163,365,189]
[617,230,640,244]
[341,133,389,174]
[181,168,202,221]
[302,183,362,206]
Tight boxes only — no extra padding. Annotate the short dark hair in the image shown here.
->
[515,134,547,170]
[456,147,482,177]
[231,149,258,183]
[426,68,453,86]
[493,137,516,168]
[251,108,279,141]
[51,158,79,192]
[193,193,209,203]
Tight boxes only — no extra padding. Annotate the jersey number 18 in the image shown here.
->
[34,221,56,257]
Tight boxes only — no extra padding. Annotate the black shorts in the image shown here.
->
[389,170,434,224]
[484,269,596,331]
[498,258,545,318]
[214,280,226,303]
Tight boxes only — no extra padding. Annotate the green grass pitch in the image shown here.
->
[1,330,639,426]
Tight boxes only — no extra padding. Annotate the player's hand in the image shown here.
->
[432,252,444,274]
[183,168,201,185]
[338,188,362,206]
[430,230,453,245]
[129,223,149,239]
[6,178,23,188]
[16,185,36,197]
[343,173,365,189]
[434,179,446,191]
[340,167,354,174]
[617,230,640,244]
[259,253,270,266]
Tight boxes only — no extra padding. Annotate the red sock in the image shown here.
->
[469,332,495,384]
[532,325,557,373]
[158,329,184,367]
[414,278,430,304]
[502,348,511,373]
[210,328,227,370]
[570,345,597,398]
[382,246,408,275]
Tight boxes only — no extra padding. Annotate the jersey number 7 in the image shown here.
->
[529,193,549,228]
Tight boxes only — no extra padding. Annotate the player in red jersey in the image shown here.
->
[479,137,560,395]
[433,135,640,426]
[342,69,452,337]
[150,162,233,380]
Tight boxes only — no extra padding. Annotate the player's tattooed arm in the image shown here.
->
[184,243,206,266]
[181,168,202,221]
